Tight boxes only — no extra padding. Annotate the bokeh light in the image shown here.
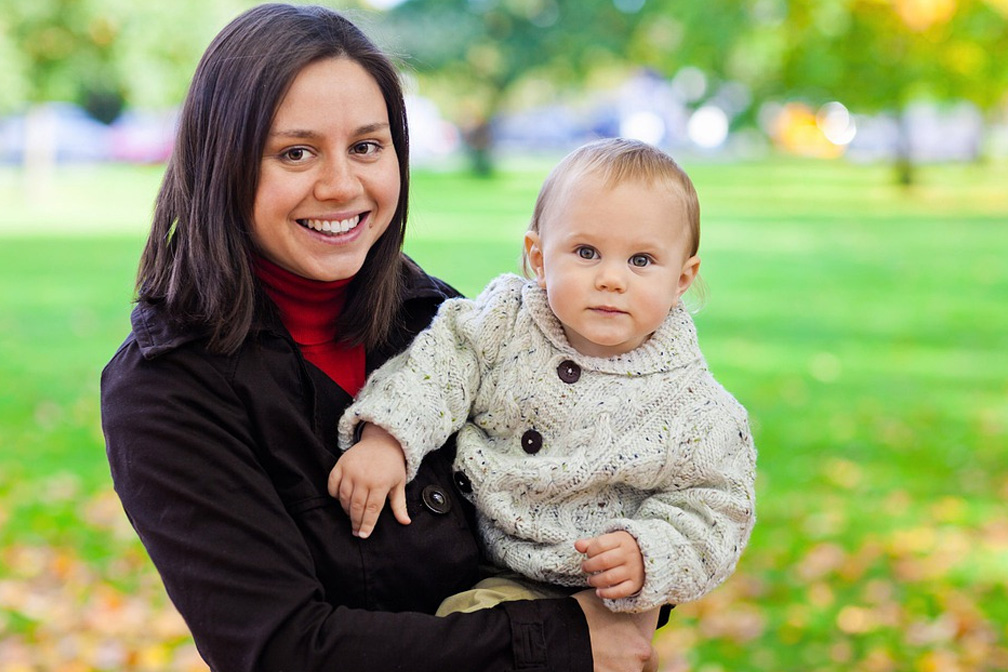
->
[621,110,666,145]
[817,102,857,146]
[688,105,730,148]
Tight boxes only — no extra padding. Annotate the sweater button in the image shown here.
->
[452,470,473,494]
[557,360,581,383]
[521,429,543,454]
[421,485,452,514]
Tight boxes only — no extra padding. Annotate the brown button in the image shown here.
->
[521,429,543,454]
[557,360,581,383]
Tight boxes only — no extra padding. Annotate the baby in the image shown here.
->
[330,137,756,615]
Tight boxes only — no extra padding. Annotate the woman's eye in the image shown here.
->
[576,246,597,260]
[351,141,381,155]
[282,147,310,162]
[630,254,651,268]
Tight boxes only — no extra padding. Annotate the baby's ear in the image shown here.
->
[524,231,546,287]
[677,255,701,300]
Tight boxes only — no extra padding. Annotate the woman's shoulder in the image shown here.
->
[127,300,210,360]
[102,299,256,401]
[103,303,234,391]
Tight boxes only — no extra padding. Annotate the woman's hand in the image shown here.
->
[573,590,659,672]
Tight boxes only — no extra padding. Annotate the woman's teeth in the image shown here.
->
[300,215,360,234]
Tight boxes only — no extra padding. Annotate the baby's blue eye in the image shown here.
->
[577,247,597,260]
[630,254,650,267]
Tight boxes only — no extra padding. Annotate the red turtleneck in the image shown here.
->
[253,255,365,397]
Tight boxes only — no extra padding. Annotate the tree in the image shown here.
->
[383,0,653,173]
[0,0,124,119]
[0,0,274,190]
[740,0,1008,183]
[384,0,1008,180]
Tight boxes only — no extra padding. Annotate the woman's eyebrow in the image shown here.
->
[269,122,391,139]
[355,122,391,135]
[269,129,321,140]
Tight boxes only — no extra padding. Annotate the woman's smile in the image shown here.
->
[297,213,364,236]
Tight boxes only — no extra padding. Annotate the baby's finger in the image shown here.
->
[327,464,343,499]
[337,478,355,517]
[576,534,623,559]
[389,483,411,526]
[585,565,631,590]
[354,489,387,539]
[581,546,627,574]
[594,579,638,600]
[347,485,372,536]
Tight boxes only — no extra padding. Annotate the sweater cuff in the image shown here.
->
[500,598,592,672]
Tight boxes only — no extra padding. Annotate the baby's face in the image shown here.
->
[525,174,699,358]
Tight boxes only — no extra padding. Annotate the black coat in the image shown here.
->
[101,259,592,672]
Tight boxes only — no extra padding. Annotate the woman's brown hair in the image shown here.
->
[137,3,410,354]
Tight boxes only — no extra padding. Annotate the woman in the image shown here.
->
[101,4,657,671]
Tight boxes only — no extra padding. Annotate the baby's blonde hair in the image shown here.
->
[522,138,701,276]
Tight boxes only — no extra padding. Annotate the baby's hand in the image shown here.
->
[327,423,411,538]
[575,531,645,600]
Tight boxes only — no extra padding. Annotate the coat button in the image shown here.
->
[453,470,473,494]
[521,429,543,454]
[421,485,452,514]
[557,360,581,383]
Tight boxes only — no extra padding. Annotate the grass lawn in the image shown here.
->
[0,156,1006,670]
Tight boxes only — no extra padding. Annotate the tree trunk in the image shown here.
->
[463,118,494,177]
[894,108,915,188]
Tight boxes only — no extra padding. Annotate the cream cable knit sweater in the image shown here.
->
[339,273,756,612]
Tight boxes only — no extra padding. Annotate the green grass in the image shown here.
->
[1,156,1006,670]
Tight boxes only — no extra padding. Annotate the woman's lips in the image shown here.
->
[297,214,362,235]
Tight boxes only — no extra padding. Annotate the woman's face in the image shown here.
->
[252,57,401,282]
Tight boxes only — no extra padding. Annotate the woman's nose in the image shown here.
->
[314,158,362,202]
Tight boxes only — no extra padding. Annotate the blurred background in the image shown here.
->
[0,0,1006,670]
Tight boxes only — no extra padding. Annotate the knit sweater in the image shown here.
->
[339,273,756,613]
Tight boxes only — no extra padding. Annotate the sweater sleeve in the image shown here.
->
[339,274,523,481]
[604,396,757,613]
[102,336,592,672]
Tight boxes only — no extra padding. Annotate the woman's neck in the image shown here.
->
[252,254,366,396]
[252,254,351,346]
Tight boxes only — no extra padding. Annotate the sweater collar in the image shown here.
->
[520,280,704,376]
